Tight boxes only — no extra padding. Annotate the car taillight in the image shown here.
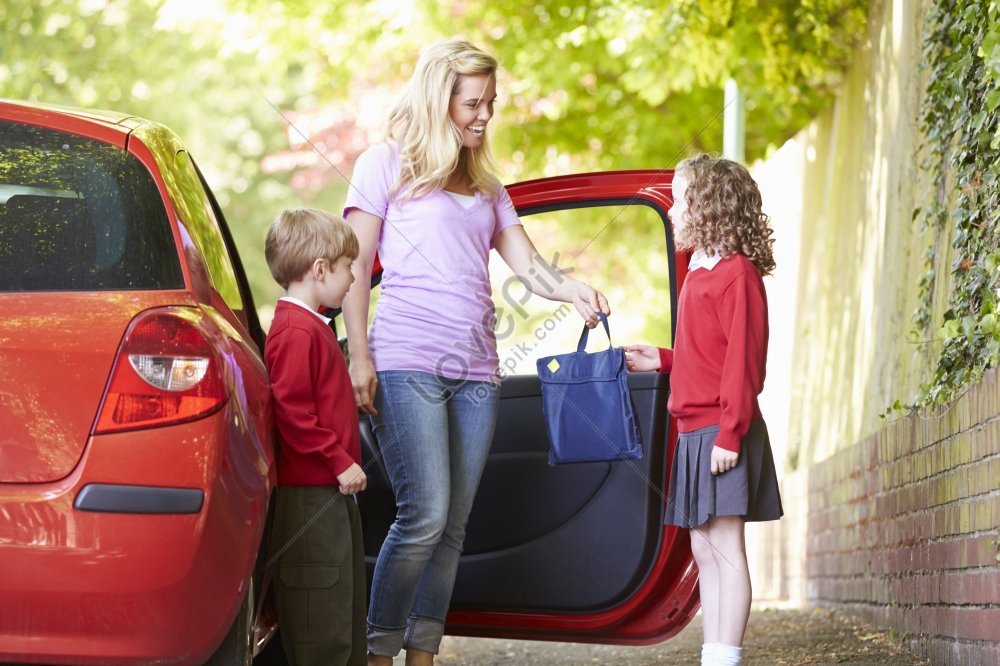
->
[94,308,229,434]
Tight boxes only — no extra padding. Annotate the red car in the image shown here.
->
[1,98,698,664]
[0,99,276,664]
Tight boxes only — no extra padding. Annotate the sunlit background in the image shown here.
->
[1,0,865,334]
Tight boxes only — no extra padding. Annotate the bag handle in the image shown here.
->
[576,312,611,352]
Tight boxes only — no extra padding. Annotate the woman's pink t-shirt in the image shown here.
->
[344,142,522,383]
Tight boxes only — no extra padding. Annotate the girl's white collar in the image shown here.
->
[689,249,723,271]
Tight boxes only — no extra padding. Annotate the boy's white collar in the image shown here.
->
[689,249,723,271]
[280,296,332,324]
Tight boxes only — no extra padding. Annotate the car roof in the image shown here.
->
[0,98,147,147]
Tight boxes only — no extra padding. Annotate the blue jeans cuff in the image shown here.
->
[403,616,445,654]
[367,624,405,657]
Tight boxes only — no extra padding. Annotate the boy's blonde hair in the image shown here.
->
[675,154,776,276]
[264,209,359,289]
[387,39,498,200]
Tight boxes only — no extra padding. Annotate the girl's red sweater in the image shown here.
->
[657,253,768,453]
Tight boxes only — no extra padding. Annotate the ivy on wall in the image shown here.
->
[901,0,1000,411]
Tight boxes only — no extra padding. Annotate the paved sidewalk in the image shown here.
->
[428,607,929,665]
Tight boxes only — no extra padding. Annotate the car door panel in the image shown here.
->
[451,371,670,612]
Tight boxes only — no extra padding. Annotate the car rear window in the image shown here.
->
[0,120,183,292]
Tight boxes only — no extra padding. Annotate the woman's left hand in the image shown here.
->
[572,282,611,328]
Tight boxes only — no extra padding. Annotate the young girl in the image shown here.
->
[341,40,610,666]
[625,155,783,666]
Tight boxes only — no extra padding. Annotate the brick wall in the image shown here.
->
[806,367,1000,664]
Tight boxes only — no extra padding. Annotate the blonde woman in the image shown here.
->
[341,40,610,666]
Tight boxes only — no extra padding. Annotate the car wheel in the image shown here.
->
[205,577,254,666]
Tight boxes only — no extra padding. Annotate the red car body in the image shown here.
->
[0,99,276,664]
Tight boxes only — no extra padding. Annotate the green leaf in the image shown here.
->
[940,319,962,340]
[986,251,1000,274]
[981,313,999,338]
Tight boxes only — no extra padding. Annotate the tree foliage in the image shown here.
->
[417,0,867,177]
[2,0,869,311]
[1,0,306,303]
[242,0,869,178]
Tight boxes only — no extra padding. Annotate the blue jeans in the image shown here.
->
[367,371,499,656]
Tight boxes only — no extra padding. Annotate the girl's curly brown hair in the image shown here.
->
[675,154,776,276]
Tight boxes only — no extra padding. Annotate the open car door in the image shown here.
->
[356,170,699,645]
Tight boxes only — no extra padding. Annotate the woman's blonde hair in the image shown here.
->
[675,155,776,276]
[265,209,359,289]
[387,39,498,199]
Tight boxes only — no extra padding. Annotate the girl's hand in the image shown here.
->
[572,282,611,328]
[711,446,739,475]
[624,344,661,372]
[349,357,379,415]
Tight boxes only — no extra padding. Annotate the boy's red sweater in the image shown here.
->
[265,300,361,485]
[657,253,768,453]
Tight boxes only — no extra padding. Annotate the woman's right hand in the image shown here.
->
[569,281,611,328]
[349,357,379,415]
[623,344,661,372]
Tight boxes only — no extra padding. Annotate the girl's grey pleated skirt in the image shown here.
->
[664,420,783,528]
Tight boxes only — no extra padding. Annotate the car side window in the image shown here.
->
[171,150,244,315]
[490,202,672,378]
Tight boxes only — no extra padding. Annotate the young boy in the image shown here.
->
[264,208,367,666]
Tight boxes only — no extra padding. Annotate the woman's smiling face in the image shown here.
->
[449,73,496,149]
